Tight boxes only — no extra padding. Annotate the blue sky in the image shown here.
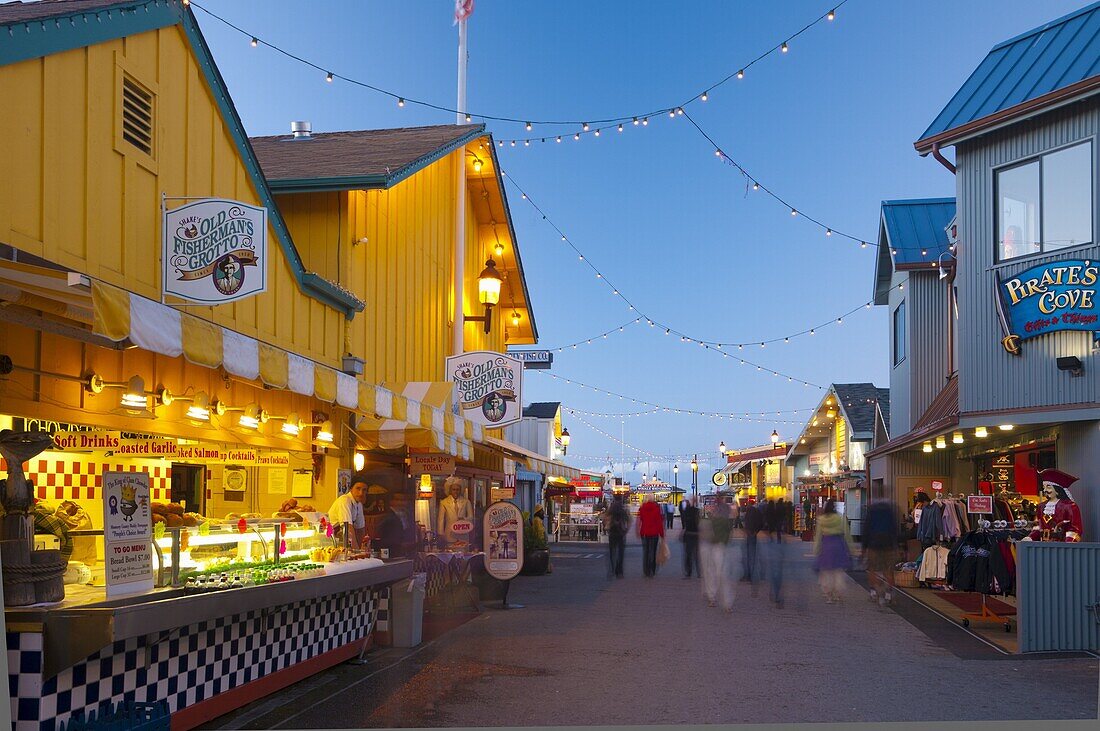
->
[194,0,1085,480]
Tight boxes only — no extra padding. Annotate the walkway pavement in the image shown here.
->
[201,534,1099,728]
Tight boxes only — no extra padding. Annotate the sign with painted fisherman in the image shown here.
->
[995,259,1100,354]
[163,198,268,304]
[445,351,523,428]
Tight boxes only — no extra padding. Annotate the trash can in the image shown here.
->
[389,572,426,648]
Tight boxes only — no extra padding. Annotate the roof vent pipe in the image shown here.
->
[290,121,312,139]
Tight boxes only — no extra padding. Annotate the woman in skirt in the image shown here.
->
[813,499,854,603]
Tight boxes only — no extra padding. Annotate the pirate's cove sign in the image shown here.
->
[163,198,268,304]
[445,351,523,428]
[995,259,1100,354]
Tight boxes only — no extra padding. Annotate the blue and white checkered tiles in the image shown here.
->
[8,587,381,731]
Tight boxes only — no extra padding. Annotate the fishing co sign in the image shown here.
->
[163,197,268,304]
[445,351,523,428]
[995,259,1100,354]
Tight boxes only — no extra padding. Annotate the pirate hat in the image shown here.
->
[1037,469,1077,496]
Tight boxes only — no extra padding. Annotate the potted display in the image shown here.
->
[521,510,550,576]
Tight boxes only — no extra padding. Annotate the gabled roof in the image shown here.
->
[250,125,486,193]
[0,0,364,318]
[916,1,1100,153]
[787,383,888,459]
[834,384,890,437]
[0,0,125,23]
[873,198,956,305]
[523,402,561,420]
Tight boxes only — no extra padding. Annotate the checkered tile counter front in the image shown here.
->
[8,587,384,731]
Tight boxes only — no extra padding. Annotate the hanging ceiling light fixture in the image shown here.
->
[923,441,933,453]
[935,435,947,449]
[975,426,988,438]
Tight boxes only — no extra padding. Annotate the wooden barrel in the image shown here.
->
[0,539,35,606]
[31,549,66,604]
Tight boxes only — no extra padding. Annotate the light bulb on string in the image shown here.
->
[525,122,532,131]
[397,97,405,106]
[737,69,745,79]
[250,36,258,47]
[556,136,562,143]
[752,182,760,190]
[828,8,836,20]
[594,129,601,136]
[466,114,472,122]
[617,124,623,132]
[633,117,639,126]
[574,133,580,141]
[642,117,649,126]
[325,72,334,82]
[582,123,590,131]
[781,41,789,52]
[826,229,832,236]
[701,91,709,101]
[669,109,676,118]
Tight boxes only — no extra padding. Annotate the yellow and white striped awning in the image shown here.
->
[483,436,586,481]
[355,382,478,460]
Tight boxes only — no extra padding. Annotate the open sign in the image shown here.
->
[451,520,474,535]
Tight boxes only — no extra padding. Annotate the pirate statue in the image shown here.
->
[1024,469,1083,543]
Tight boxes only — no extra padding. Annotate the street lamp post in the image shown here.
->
[718,441,726,457]
[561,427,571,455]
[674,464,679,489]
[690,455,698,498]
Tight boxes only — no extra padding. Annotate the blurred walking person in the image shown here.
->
[862,499,900,607]
[763,520,786,608]
[637,495,665,578]
[601,496,631,579]
[701,501,735,611]
[740,500,764,583]
[664,501,675,530]
[813,499,855,603]
[680,497,701,578]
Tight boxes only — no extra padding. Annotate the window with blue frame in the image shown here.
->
[996,140,1093,262]
[893,301,906,366]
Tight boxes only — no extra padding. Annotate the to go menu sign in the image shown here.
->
[102,471,154,597]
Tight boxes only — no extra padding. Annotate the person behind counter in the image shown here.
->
[327,479,368,549]
[377,492,416,557]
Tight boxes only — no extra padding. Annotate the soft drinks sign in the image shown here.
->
[445,351,523,428]
[163,198,267,305]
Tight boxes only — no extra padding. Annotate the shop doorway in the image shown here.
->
[171,464,204,512]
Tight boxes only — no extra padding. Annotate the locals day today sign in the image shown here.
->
[163,198,268,304]
[445,351,523,428]
[996,259,1099,354]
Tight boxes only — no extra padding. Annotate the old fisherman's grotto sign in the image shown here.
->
[163,198,268,304]
[445,351,523,428]
[995,259,1100,355]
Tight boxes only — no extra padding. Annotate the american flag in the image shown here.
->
[454,0,474,24]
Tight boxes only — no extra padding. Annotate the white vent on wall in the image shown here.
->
[121,75,154,156]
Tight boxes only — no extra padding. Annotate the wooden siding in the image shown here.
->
[0,26,343,366]
[278,149,507,386]
[955,99,1100,413]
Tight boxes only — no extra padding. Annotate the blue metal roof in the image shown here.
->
[881,198,956,265]
[917,1,1100,148]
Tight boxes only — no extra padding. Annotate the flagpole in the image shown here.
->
[452,13,469,357]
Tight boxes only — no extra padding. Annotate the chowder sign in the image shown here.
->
[163,198,267,304]
[996,259,1100,354]
[445,351,523,427]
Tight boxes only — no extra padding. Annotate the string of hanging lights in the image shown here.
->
[503,170,897,356]
[565,410,709,463]
[188,0,845,134]
[537,370,819,416]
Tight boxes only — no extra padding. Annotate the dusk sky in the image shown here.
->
[193,0,1085,480]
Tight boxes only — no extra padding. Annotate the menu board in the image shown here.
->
[102,471,154,597]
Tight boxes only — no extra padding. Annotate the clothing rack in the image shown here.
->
[958,522,1020,633]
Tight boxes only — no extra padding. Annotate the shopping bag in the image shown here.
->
[657,537,670,566]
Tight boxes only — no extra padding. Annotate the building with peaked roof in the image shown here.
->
[786,383,889,537]
[0,0,553,723]
[869,4,1100,567]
